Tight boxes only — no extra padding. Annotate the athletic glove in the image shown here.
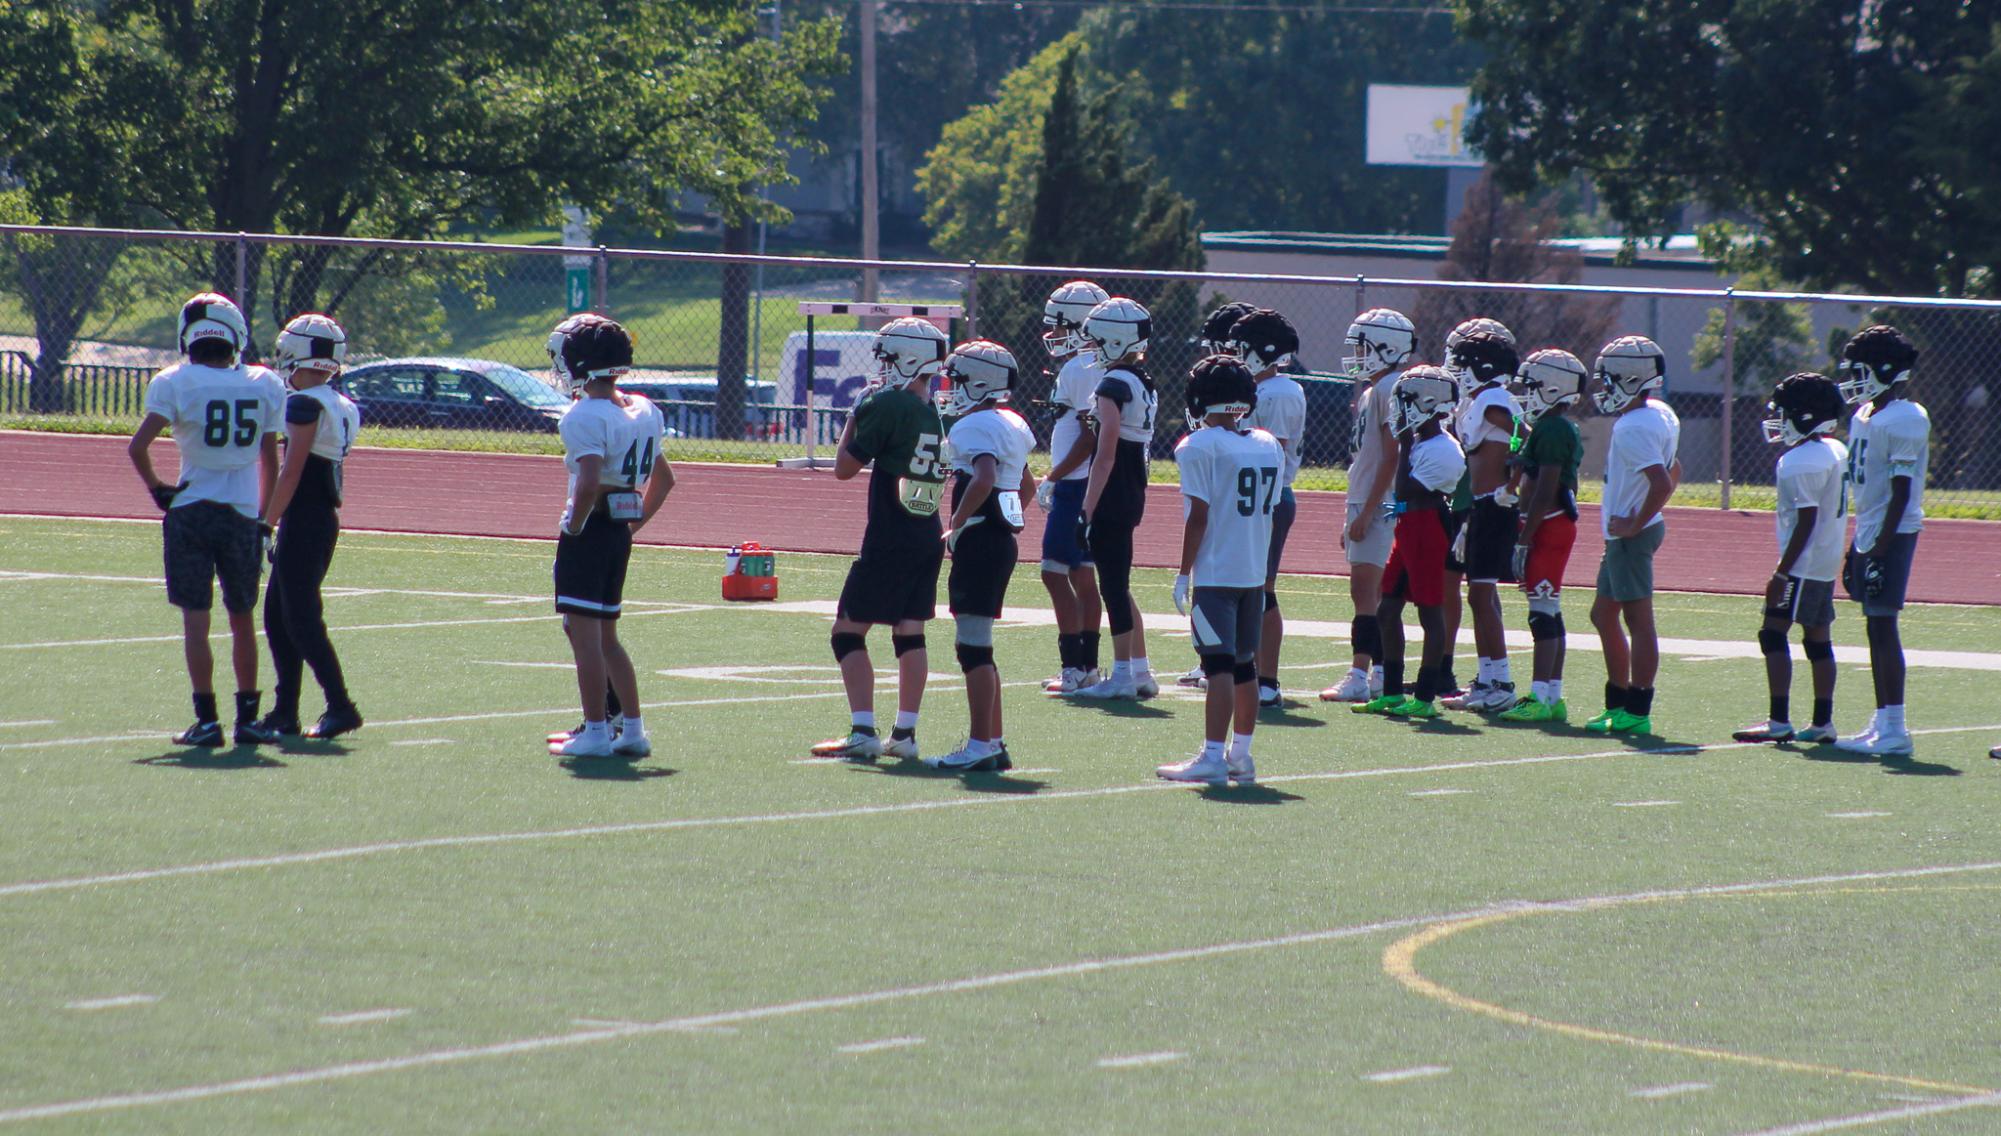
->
[1511,543,1530,583]
[257,522,275,569]
[1860,553,1887,601]
[1173,573,1191,616]
[1075,513,1092,551]
[1034,479,1056,512]
[149,480,187,512]
[944,516,984,555]
[1492,487,1519,509]
[1380,498,1405,521]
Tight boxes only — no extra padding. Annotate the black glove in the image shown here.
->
[149,480,187,512]
[1860,553,1887,600]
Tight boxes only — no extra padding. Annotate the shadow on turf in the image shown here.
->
[278,738,352,757]
[136,746,285,770]
[1053,700,1172,721]
[1195,783,1305,805]
[850,759,1050,795]
[1789,744,1960,776]
[559,758,678,782]
[1257,703,1327,728]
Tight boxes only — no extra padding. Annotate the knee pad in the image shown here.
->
[953,615,995,648]
[1200,653,1234,678]
[955,642,995,672]
[1263,591,1279,613]
[1233,660,1258,685]
[1527,609,1564,643]
[831,631,867,662]
[1802,638,1835,661]
[891,633,926,658]
[1757,628,1789,657]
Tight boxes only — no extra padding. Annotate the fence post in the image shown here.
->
[593,246,609,314]
[1354,274,1367,316]
[234,234,248,305]
[1719,287,1737,510]
[965,261,980,339]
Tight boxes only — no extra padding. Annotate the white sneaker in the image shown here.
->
[1469,681,1518,713]
[810,730,884,761]
[1043,667,1085,693]
[1863,729,1915,758]
[1226,751,1256,784]
[1321,670,1372,703]
[1257,684,1282,708]
[923,741,1006,772]
[1794,723,1839,744]
[1834,724,1882,754]
[1070,674,1138,700]
[881,734,919,760]
[551,729,613,758]
[1177,666,1208,690]
[1135,674,1161,700]
[609,729,651,758]
[1443,680,1493,712]
[1157,752,1229,786]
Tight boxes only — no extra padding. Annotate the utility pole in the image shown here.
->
[858,0,880,303]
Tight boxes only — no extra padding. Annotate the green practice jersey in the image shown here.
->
[1521,413,1583,517]
[845,385,947,555]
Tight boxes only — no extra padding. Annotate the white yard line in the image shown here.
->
[1826,811,1891,819]
[1733,1091,2001,1135]
[6,862,2001,1124]
[1631,1082,1713,1099]
[318,1009,410,1026]
[1409,788,1473,797]
[1612,800,1681,808]
[388,739,457,748]
[0,607,698,651]
[837,1037,926,1055]
[1096,1052,1187,1069]
[64,994,158,1011]
[1362,1065,1450,1083]
[0,719,58,729]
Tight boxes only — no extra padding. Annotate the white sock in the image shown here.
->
[1493,657,1512,685]
[1476,658,1496,684]
[1547,679,1564,704]
[1882,705,1906,733]
[1370,664,1384,686]
[1229,732,1254,759]
[1200,739,1225,761]
[581,719,610,739]
[852,710,876,730]
[1132,656,1151,678]
[621,714,645,739]
[1112,659,1132,682]
[1531,680,1549,704]
[894,710,918,731]
[1348,666,1368,682]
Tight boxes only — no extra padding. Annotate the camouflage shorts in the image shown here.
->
[163,501,262,613]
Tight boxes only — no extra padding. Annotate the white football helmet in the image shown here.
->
[1342,308,1415,379]
[1082,297,1150,363]
[871,317,950,388]
[1511,348,1588,425]
[1390,365,1458,436]
[938,340,1018,416]
[272,313,348,386]
[1043,280,1110,358]
[1592,335,1667,414]
[179,292,249,362]
[1443,317,1516,389]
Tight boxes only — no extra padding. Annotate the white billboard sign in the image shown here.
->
[1366,85,1482,168]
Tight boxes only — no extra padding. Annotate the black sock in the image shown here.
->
[234,690,261,724]
[853,724,879,737]
[193,692,218,724]
[1413,667,1437,702]
[1770,695,1790,724]
[605,684,622,719]
[1259,674,1278,690]
[1058,633,1082,671]
[1627,686,1655,718]
[1811,697,1833,728]
[1382,658,1405,697]
[1082,632,1102,672]
[890,725,914,741]
[1604,681,1626,712]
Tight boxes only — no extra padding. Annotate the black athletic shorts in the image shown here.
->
[948,523,1018,619]
[1443,508,1471,574]
[1464,497,1521,584]
[164,501,263,613]
[554,511,633,619]
[839,543,944,626]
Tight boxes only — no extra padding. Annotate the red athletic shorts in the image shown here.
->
[1522,513,1576,601]
[1383,508,1449,607]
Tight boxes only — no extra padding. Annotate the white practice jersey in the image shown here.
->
[1346,375,1396,502]
[1047,352,1103,480]
[1244,374,1307,488]
[1407,432,1467,495]
[1848,398,1929,551]
[1094,365,1158,444]
[560,394,668,522]
[1602,399,1681,537]
[286,384,361,463]
[1177,425,1284,589]
[950,406,1035,489]
[1775,437,1850,582]
[143,361,288,517]
[1456,383,1517,453]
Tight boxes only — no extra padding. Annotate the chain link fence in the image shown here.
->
[4,224,1999,517]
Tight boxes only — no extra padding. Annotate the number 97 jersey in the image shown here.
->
[1175,425,1284,590]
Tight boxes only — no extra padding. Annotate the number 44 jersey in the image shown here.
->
[559,393,668,518]
[143,361,288,518]
[1176,424,1284,589]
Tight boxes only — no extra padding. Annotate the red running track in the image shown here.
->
[3,430,1995,604]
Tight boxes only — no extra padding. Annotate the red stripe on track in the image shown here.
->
[4,431,1995,604]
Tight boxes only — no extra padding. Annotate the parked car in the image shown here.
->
[334,358,568,433]
[621,377,782,440]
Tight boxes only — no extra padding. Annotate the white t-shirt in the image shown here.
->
[1094,366,1158,444]
[949,406,1034,487]
[1047,352,1102,481]
[1456,383,1517,453]
[1244,374,1307,488]
[1602,399,1681,537]
[559,394,668,525]
[1407,432,1467,495]
[287,384,362,464]
[1775,437,1850,582]
[143,361,288,517]
[1848,398,1929,551]
[1345,375,1396,504]
[1177,425,1284,589]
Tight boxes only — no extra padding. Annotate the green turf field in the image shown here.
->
[2,515,1999,1134]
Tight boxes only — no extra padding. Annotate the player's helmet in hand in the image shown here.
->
[1445,328,1520,392]
[1511,348,1588,424]
[1185,354,1258,421]
[1229,308,1300,373]
[1043,280,1111,358]
[1390,365,1458,436]
[546,313,633,396]
[1083,297,1151,363]
[872,318,950,388]
[1592,335,1667,414]
[1198,301,1257,354]
[939,339,1018,416]
[1342,308,1416,379]
[272,313,348,386]
[1764,371,1847,446]
[179,292,250,363]
[1837,324,1918,404]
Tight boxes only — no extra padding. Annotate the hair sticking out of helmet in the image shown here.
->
[1185,354,1258,423]
[1511,348,1588,425]
[1229,308,1300,373]
[939,340,1019,416]
[1043,280,1111,358]
[1082,297,1151,363]
[1764,371,1846,446]
[1342,308,1415,380]
[871,317,950,391]
[1592,335,1666,415]
[179,292,250,364]
[1837,324,1918,405]
[546,313,633,397]
[1445,328,1520,393]
[1390,365,1458,436]
[273,313,347,388]
[1199,301,1258,355]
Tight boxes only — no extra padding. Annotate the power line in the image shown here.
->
[881,0,1452,14]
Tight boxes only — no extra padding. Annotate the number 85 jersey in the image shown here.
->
[144,360,287,517]
[1176,425,1283,590]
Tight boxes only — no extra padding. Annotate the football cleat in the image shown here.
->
[1156,752,1230,786]
[1353,694,1406,715]
[1499,697,1566,723]
[1321,670,1373,703]
[547,719,618,745]
[1391,697,1441,720]
[923,742,1007,772]
[1587,710,1652,735]
[810,731,884,762]
[1833,725,1881,754]
[1177,666,1208,689]
[1257,684,1282,709]
[1794,723,1839,744]
[1043,668,1088,693]
[1468,681,1518,712]
[1843,729,1914,759]
[1731,721,1796,744]
[1225,750,1256,785]
[306,703,363,740]
[173,720,224,747]
[1442,680,1492,712]
[234,718,284,746]
[1135,674,1161,700]
[255,711,302,737]
[609,730,651,759]
[881,734,919,761]
[551,730,614,759]
[1582,708,1621,732]
[1989,744,2001,760]
[1069,675,1139,700]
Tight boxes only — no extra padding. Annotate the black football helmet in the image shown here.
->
[1229,308,1300,372]
[1763,371,1846,446]
[1186,354,1258,421]
[1446,329,1520,390]
[1836,324,1918,404]
[546,313,633,395]
[1198,301,1257,354]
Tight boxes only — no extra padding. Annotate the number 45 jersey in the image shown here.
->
[845,384,946,558]
[143,361,288,518]
[1176,425,1284,590]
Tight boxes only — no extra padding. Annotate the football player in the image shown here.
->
[1352,366,1466,719]
[1034,280,1110,694]
[256,313,364,740]
[1833,325,1929,758]
[1442,327,1523,712]
[809,318,951,761]
[1231,308,1307,708]
[1585,336,1682,736]
[1066,297,1160,701]
[1497,349,1589,723]
[1319,308,1415,704]
[548,315,674,760]
[127,292,288,747]
[1438,317,1517,701]
[926,341,1037,772]
[1176,301,1257,692]
[1159,356,1283,785]
[1732,372,1849,745]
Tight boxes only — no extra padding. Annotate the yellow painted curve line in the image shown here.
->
[1382,884,1998,1097]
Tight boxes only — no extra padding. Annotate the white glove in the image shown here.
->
[1035,479,1056,511]
[944,515,984,554]
[1173,573,1191,616]
[1492,487,1519,508]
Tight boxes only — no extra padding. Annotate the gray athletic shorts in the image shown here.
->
[1768,575,1836,628]
[1343,499,1393,569]
[1266,487,1297,585]
[1595,520,1666,603]
[1190,586,1263,664]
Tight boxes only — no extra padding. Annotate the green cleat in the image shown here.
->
[1353,694,1406,715]
[1499,698,1550,723]
[1392,697,1441,719]
[1607,709,1653,734]
[1583,708,1621,732]
[1547,698,1568,722]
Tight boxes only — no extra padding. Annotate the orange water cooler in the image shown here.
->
[722,542,779,601]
